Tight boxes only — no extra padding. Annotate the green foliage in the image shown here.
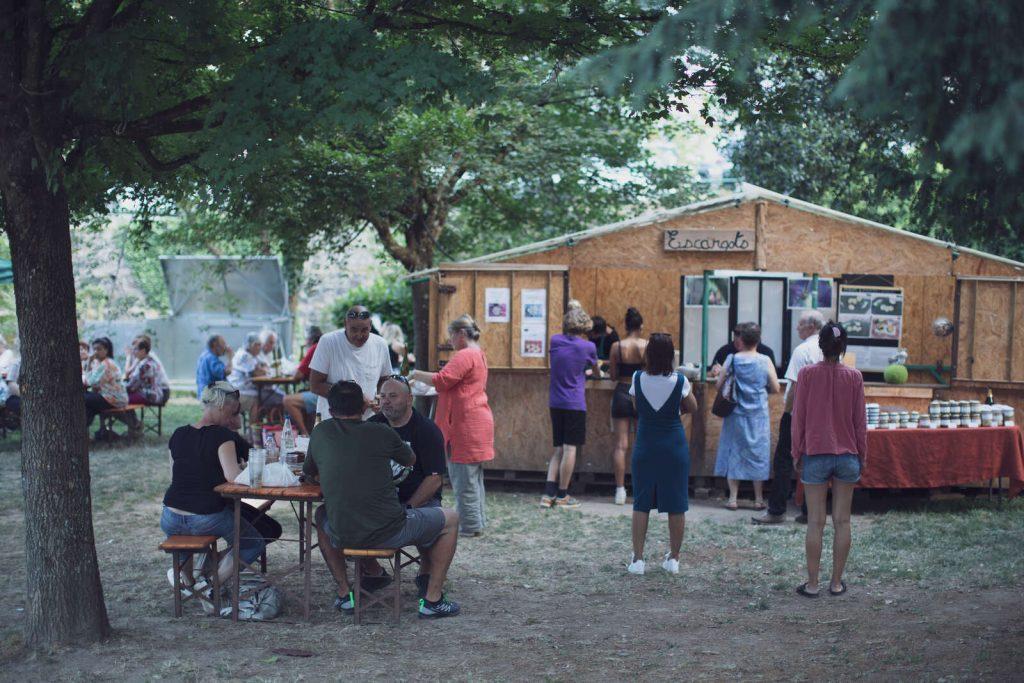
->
[598,0,1024,261]
[723,70,918,230]
[328,275,413,345]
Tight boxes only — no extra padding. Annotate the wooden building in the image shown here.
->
[413,185,1024,482]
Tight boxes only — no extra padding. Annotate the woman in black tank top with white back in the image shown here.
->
[609,307,647,505]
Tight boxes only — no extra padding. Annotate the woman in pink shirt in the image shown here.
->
[791,321,867,597]
[412,314,494,537]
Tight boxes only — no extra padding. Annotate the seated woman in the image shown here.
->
[83,337,128,433]
[125,336,166,405]
[160,381,282,591]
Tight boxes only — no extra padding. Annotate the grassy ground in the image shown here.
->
[0,399,1022,680]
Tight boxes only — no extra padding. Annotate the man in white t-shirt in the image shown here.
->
[753,310,825,525]
[308,305,392,420]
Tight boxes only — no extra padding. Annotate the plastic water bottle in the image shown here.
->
[282,416,295,451]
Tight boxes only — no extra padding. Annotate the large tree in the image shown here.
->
[0,0,671,647]
[195,59,708,358]
[595,0,1024,259]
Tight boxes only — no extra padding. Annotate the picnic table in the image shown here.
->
[252,376,302,416]
[214,481,322,621]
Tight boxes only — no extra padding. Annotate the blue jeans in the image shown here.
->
[161,506,266,566]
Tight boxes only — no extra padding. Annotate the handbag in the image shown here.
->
[711,356,737,418]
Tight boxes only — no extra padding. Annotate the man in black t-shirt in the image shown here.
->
[710,323,777,375]
[363,376,448,597]
[369,380,446,507]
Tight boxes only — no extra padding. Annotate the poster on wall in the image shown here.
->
[870,316,902,340]
[842,315,872,339]
[837,284,904,371]
[520,324,546,357]
[683,276,730,307]
[787,278,834,309]
[521,288,547,321]
[485,287,510,323]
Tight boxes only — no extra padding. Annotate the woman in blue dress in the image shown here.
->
[626,333,699,576]
[715,322,780,510]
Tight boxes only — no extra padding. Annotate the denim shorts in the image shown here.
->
[316,505,446,550]
[301,390,318,413]
[801,454,862,485]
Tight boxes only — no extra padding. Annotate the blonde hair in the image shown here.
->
[381,322,406,345]
[563,307,593,335]
[201,380,240,410]
[448,314,481,341]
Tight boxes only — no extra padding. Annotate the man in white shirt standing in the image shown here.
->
[309,305,392,420]
[753,310,825,525]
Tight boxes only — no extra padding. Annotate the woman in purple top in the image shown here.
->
[541,307,598,508]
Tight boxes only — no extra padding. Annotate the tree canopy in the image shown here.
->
[595,0,1024,260]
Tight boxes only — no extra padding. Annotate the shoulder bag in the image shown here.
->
[711,355,737,418]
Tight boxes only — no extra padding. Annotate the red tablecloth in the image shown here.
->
[796,426,1024,501]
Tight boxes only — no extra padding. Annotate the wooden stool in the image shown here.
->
[159,535,221,618]
[345,548,401,625]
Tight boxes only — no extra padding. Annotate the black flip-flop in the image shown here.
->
[795,583,820,598]
[829,581,847,596]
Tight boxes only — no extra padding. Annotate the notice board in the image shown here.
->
[837,284,904,372]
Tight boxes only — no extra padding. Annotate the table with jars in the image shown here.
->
[850,400,1024,496]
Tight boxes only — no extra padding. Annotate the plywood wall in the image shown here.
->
[497,200,1024,383]
[430,268,564,370]
[956,280,1020,382]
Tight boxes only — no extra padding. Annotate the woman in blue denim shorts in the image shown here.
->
[791,322,867,597]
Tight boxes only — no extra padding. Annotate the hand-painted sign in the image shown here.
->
[663,229,755,252]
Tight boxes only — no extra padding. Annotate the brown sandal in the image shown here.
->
[724,501,739,511]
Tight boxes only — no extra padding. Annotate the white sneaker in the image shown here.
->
[627,556,645,575]
[662,553,680,575]
[614,487,626,505]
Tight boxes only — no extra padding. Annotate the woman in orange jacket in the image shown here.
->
[411,314,494,537]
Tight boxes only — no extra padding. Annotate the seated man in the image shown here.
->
[282,326,322,435]
[228,332,282,422]
[363,375,446,596]
[196,334,233,399]
[304,381,461,619]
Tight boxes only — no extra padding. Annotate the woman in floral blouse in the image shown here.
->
[84,337,128,427]
[126,336,167,405]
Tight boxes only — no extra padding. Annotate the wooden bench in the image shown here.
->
[158,535,221,618]
[345,548,403,624]
[98,402,166,440]
[139,403,165,436]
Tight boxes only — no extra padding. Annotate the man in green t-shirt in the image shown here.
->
[304,380,461,618]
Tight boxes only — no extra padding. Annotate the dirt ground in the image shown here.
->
[1,432,1023,680]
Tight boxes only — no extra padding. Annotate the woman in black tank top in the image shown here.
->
[609,308,647,504]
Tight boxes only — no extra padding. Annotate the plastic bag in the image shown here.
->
[202,574,284,621]
[234,461,301,487]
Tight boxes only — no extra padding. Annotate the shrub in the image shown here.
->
[329,275,414,351]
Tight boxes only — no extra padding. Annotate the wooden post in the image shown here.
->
[754,201,768,271]
[1008,282,1017,380]
[967,281,978,379]
[509,271,515,368]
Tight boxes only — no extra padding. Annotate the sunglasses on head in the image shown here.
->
[385,374,410,385]
[346,311,371,320]
[207,381,241,400]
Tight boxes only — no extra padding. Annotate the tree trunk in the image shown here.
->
[0,116,111,646]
